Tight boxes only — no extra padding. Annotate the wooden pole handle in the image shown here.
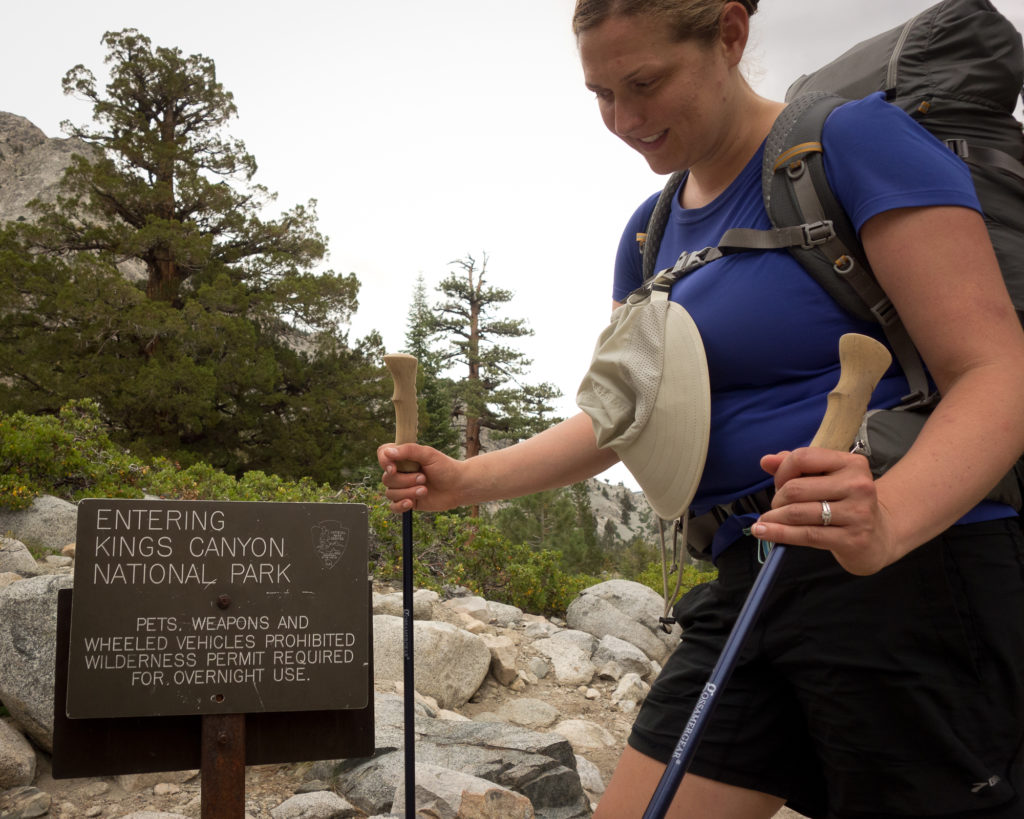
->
[383,354,422,473]
[809,333,892,452]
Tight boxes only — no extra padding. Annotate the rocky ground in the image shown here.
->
[13,611,801,818]
[16,654,628,817]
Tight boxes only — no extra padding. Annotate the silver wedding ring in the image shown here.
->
[820,500,833,527]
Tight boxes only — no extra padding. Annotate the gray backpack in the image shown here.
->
[644,0,1024,551]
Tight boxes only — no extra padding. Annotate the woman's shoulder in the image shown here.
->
[629,188,664,230]
[825,91,898,125]
[818,92,978,230]
[821,91,947,153]
[612,188,667,302]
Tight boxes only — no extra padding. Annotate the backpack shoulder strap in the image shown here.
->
[762,92,931,405]
[641,172,684,283]
[762,93,867,316]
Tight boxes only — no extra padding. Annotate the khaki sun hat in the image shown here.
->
[576,290,710,521]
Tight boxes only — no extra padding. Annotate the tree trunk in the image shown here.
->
[147,102,179,303]
[147,253,180,302]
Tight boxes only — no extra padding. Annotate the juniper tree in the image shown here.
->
[3,29,388,483]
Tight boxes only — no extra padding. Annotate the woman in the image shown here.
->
[379,1,1024,816]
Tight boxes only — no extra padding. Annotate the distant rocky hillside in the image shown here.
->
[577,477,657,544]
[0,112,88,223]
[484,477,660,547]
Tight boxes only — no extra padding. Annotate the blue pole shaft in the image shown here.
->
[642,543,788,819]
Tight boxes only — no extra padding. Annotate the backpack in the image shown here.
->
[640,0,1024,551]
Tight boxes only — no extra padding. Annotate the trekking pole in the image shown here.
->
[383,353,421,817]
[643,332,892,819]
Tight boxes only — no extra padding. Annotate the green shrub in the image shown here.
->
[0,399,146,509]
[362,504,600,616]
[144,458,337,503]
[634,560,718,603]
[0,402,606,617]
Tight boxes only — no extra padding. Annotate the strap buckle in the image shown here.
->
[627,277,660,304]
[631,246,720,303]
[869,296,899,327]
[670,246,719,275]
[945,138,969,159]
[800,220,836,249]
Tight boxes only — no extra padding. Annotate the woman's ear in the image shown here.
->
[718,1,750,67]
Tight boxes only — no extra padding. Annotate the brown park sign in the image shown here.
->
[66,499,369,719]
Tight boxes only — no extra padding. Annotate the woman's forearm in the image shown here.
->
[875,361,1024,555]
[456,411,620,505]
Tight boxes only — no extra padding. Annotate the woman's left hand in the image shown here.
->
[751,448,899,575]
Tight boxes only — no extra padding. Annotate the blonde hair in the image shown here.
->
[571,0,758,43]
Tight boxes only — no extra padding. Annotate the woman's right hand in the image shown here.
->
[377,444,464,513]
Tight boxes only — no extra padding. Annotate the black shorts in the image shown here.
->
[629,518,1024,818]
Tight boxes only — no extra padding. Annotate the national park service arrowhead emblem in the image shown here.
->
[311,520,348,569]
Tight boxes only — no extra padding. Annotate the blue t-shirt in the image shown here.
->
[612,93,983,527]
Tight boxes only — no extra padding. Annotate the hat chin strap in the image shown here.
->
[657,515,690,634]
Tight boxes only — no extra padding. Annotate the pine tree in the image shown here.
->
[568,481,604,574]
[403,275,459,456]
[428,253,560,459]
[489,483,602,574]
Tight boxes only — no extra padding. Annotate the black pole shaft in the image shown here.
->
[403,508,416,816]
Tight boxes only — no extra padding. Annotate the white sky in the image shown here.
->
[3,0,1023,489]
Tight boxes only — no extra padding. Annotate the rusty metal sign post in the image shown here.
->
[58,499,373,818]
[201,713,246,818]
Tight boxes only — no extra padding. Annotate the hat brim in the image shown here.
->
[619,302,710,520]
[577,298,710,521]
